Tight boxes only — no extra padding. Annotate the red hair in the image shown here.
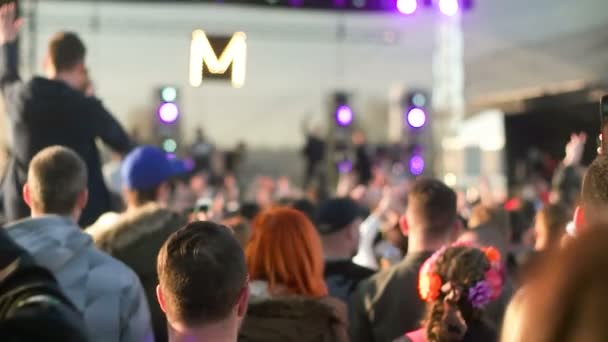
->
[246,207,328,298]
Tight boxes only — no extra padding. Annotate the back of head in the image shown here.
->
[246,207,327,298]
[581,156,608,226]
[315,197,362,235]
[468,205,510,238]
[239,202,261,222]
[418,245,502,342]
[535,203,570,251]
[502,227,608,342]
[48,32,86,73]
[468,205,493,229]
[157,221,247,327]
[291,198,316,222]
[407,178,457,240]
[27,146,87,216]
[461,205,511,257]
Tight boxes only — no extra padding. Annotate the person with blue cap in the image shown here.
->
[87,145,189,342]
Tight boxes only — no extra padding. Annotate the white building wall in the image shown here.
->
[0,0,604,150]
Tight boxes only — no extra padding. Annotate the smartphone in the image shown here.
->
[601,95,608,152]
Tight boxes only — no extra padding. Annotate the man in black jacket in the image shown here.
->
[350,179,459,342]
[0,3,131,226]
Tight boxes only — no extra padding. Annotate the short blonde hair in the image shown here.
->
[28,146,87,215]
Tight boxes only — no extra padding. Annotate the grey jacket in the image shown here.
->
[6,215,154,342]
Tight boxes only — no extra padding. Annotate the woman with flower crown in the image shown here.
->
[394,244,504,342]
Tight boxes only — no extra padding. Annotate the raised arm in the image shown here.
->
[0,3,23,89]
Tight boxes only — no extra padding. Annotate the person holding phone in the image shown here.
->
[562,96,608,239]
[550,132,587,210]
[0,3,132,227]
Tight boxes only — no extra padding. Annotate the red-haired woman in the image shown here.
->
[239,207,348,342]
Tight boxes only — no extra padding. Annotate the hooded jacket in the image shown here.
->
[87,203,187,342]
[0,41,132,227]
[0,227,88,341]
[5,215,153,342]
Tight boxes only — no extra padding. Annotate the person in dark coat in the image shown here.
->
[352,131,372,185]
[244,207,349,342]
[0,6,131,227]
[315,197,374,306]
[301,122,326,189]
[350,179,460,342]
[87,146,189,342]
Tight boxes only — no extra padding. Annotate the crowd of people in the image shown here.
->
[1,2,608,342]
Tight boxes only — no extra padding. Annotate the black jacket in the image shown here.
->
[324,259,375,305]
[0,41,131,226]
[355,144,372,185]
[350,251,434,342]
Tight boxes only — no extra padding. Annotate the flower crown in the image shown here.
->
[418,244,504,308]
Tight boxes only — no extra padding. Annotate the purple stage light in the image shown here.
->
[336,105,354,126]
[184,158,195,171]
[409,155,425,176]
[439,0,459,16]
[406,107,427,128]
[397,0,417,15]
[158,102,179,124]
[288,0,304,7]
[337,160,353,174]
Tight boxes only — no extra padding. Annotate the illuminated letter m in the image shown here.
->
[189,30,247,88]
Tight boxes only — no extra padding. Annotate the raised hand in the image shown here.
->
[564,132,587,166]
[375,186,392,217]
[0,3,23,44]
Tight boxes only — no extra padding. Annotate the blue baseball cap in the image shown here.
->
[121,145,179,190]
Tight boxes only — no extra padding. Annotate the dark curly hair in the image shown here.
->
[425,246,497,342]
